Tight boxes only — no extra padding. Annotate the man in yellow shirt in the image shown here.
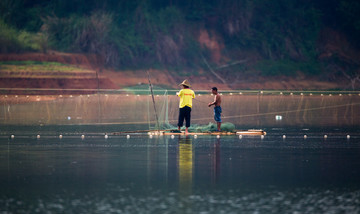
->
[177,80,195,134]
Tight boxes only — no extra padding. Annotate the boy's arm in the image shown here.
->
[208,95,217,107]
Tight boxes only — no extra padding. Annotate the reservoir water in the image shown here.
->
[0,127,360,213]
[1,92,360,213]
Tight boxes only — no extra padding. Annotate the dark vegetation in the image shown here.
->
[1,0,360,88]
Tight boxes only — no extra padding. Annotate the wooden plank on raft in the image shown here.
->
[161,132,234,136]
[113,130,266,136]
[236,130,266,135]
[159,130,266,136]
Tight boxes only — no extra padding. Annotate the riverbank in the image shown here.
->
[0,52,350,91]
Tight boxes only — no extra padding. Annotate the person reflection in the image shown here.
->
[211,138,221,184]
[178,136,193,197]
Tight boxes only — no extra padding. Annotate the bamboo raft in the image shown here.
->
[149,129,266,136]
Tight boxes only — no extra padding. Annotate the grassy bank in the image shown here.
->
[0,61,94,78]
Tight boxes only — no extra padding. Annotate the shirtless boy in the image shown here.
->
[208,87,222,131]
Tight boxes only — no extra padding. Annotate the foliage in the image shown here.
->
[1,0,360,78]
[0,19,46,53]
[337,0,360,45]
[255,60,321,76]
[218,0,321,62]
[0,19,21,53]
[41,5,204,68]
[0,0,43,31]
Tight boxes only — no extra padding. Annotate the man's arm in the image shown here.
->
[177,90,182,97]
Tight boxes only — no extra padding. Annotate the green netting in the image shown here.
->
[187,122,236,132]
[159,122,236,133]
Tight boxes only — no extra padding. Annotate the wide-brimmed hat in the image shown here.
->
[179,79,191,87]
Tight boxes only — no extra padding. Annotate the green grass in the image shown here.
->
[0,61,66,66]
[0,61,91,73]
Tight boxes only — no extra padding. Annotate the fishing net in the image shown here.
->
[148,89,236,132]
[188,122,236,132]
[3,86,360,133]
[159,122,236,133]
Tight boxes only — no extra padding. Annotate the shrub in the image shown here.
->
[255,60,321,76]
[0,19,46,53]
[0,19,22,53]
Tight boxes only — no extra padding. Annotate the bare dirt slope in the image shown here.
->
[0,51,347,91]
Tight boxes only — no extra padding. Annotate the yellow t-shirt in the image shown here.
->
[178,88,195,108]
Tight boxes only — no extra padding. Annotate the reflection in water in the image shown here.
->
[145,137,170,187]
[178,136,193,197]
[1,135,360,213]
[211,138,221,184]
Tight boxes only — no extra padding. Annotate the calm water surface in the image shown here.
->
[1,127,360,213]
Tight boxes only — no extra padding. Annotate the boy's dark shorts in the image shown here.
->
[214,106,222,122]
